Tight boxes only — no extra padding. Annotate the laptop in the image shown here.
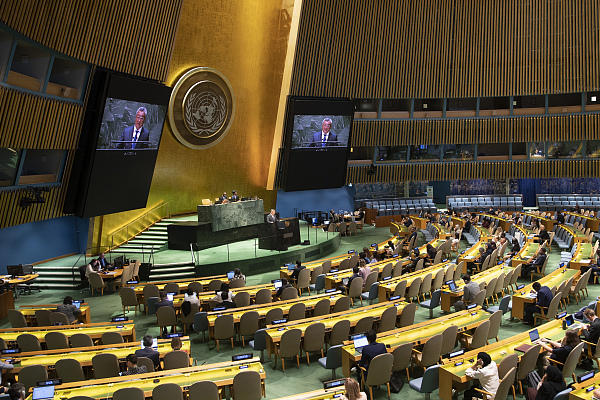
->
[74,302,81,309]
[342,277,349,286]
[446,280,460,292]
[272,279,282,289]
[140,338,158,349]
[287,263,296,271]
[227,271,235,280]
[565,314,582,330]
[352,334,369,353]
[166,293,175,302]
[32,386,54,400]
[529,329,541,344]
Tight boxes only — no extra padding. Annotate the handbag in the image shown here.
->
[389,372,404,393]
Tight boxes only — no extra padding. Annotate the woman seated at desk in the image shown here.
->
[537,330,580,370]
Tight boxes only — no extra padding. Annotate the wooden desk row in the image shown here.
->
[265,300,406,356]
[0,321,136,344]
[523,212,557,231]
[559,224,590,244]
[511,242,540,268]
[378,261,453,302]
[439,319,566,400]
[569,242,595,270]
[565,211,600,233]
[3,337,191,374]
[131,274,228,296]
[440,264,514,312]
[17,303,92,325]
[511,267,579,320]
[341,307,491,377]
[23,358,266,400]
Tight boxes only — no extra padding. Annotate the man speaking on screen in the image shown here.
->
[310,118,338,147]
[118,107,150,149]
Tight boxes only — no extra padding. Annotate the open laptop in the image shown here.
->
[287,263,296,271]
[565,314,582,330]
[272,279,282,289]
[529,329,541,344]
[32,386,55,400]
[227,271,235,280]
[166,293,175,301]
[342,277,349,286]
[445,280,460,292]
[352,334,369,353]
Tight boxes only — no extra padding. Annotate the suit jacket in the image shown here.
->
[556,214,565,224]
[311,131,338,147]
[358,342,387,369]
[56,304,82,323]
[98,257,111,268]
[535,286,553,308]
[230,195,240,202]
[267,213,278,224]
[135,347,160,367]
[118,126,150,149]
[538,230,550,242]
[585,318,600,345]
[155,299,174,309]
[532,254,547,266]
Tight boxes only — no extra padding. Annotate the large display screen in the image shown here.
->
[282,97,354,192]
[64,70,171,218]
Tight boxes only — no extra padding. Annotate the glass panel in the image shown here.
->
[477,143,509,160]
[409,145,441,162]
[0,29,14,81]
[587,140,600,158]
[547,141,584,159]
[18,149,64,185]
[7,41,51,92]
[512,142,527,159]
[528,142,545,159]
[46,56,87,100]
[348,146,374,161]
[443,144,474,161]
[377,146,408,162]
[0,147,21,187]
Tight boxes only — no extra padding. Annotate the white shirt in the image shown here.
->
[465,361,500,399]
[133,128,141,141]
[184,293,200,306]
[321,131,329,142]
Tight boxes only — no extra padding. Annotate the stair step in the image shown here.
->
[150,266,195,274]
[148,226,168,231]
[155,221,177,226]
[128,240,166,245]
[149,272,194,280]
[136,234,168,240]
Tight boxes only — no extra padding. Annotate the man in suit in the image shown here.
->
[535,225,550,244]
[357,330,387,381]
[56,296,82,323]
[524,282,553,325]
[454,274,480,311]
[583,309,600,350]
[556,210,565,224]
[230,190,240,202]
[97,252,111,269]
[267,209,279,250]
[118,107,150,149]
[135,335,160,368]
[310,118,338,147]
[521,247,547,278]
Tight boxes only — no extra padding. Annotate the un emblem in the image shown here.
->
[169,67,235,149]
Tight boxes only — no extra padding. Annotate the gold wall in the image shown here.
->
[94,0,295,248]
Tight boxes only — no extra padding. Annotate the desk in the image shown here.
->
[370,235,401,254]
[565,212,600,233]
[132,275,227,295]
[265,301,406,356]
[457,241,488,271]
[511,242,540,268]
[206,292,345,337]
[24,358,265,400]
[3,337,191,374]
[511,267,579,320]
[524,212,556,231]
[411,217,429,230]
[431,223,451,239]
[323,256,402,290]
[390,222,409,237]
[195,283,276,307]
[274,389,344,400]
[279,254,354,280]
[569,242,595,270]
[378,261,451,302]
[474,225,492,241]
[19,304,91,325]
[341,307,490,377]
[570,373,600,400]
[439,319,565,400]
[481,213,513,232]
[440,265,514,312]
[561,224,590,243]
[6,275,39,298]
[0,290,14,320]
[452,217,465,229]
[0,322,136,343]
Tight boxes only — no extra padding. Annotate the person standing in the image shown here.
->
[267,209,279,250]
[118,107,150,149]
[310,118,338,147]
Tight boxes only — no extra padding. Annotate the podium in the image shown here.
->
[258,217,301,251]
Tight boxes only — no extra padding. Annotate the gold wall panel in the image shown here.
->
[350,114,599,147]
[290,0,600,98]
[94,0,295,247]
[347,159,600,184]
[0,0,183,81]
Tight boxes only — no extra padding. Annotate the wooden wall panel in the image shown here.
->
[291,0,600,98]
[347,159,600,184]
[0,87,83,149]
[350,114,599,147]
[0,0,184,81]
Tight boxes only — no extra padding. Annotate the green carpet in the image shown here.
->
[2,227,598,400]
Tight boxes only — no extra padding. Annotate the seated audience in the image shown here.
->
[171,336,182,351]
[290,260,305,284]
[357,259,371,286]
[454,274,479,311]
[340,378,367,400]
[184,288,200,306]
[525,366,565,400]
[340,266,361,294]
[135,335,160,368]
[463,352,499,400]
[358,330,387,381]
[155,291,174,309]
[211,282,234,302]
[276,278,292,299]
[521,248,547,279]
[56,296,82,323]
[524,282,552,325]
[217,290,236,309]
[231,268,246,283]
[538,330,579,370]
[85,259,101,277]
[7,383,25,400]
[535,225,550,244]
[121,354,147,376]
[0,359,15,395]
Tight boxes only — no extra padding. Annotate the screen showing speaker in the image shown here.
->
[64,69,172,218]
[281,97,354,192]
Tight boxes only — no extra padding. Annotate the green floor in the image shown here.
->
[2,227,598,400]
